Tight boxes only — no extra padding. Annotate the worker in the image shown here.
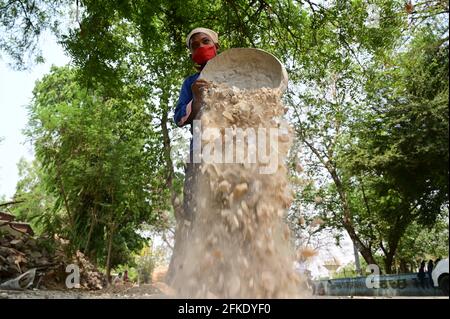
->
[174,27,219,130]
[173,27,220,223]
[113,272,123,286]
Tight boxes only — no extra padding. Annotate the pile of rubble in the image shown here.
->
[0,212,105,290]
[0,234,52,279]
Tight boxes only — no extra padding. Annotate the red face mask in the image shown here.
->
[192,45,217,65]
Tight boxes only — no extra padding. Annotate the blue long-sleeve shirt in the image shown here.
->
[174,73,201,160]
[173,73,200,128]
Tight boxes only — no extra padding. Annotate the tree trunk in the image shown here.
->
[384,254,394,274]
[166,218,190,284]
[399,259,409,273]
[342,222,378,267]
[159,105,188,285]
[382,212,411,274]
[384,230,402,274]
[84,208,96,253]
[105,223,116,284]
[300,138,379,269]
[55,160,74,233]
[328,167,378,268]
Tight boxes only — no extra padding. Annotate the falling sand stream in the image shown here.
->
[171,79,305,298]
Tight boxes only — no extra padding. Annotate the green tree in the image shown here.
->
[344,21,449,272]
[396,213,449,273]
[12,158,62,235]
[25,66,168,280]
[0,0,70,69]
[289,4,448,273]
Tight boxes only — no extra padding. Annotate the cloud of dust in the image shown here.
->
[171,84,308,298]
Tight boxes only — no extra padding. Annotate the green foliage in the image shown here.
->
[12,158,62,235]
[0,0,70,69]
[352,23,449,216]
[24,65,169,272]
[333,259,368,279]
[289,5,448,272]
[134,243,167,284]
[111,242,169,284]
[343,23,448,272]
[396,212,449,271]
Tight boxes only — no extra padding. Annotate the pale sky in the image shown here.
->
[0,33,70,199]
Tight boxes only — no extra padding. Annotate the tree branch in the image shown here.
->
[0,0,20,11]
[0,200,25,207]
[359,177,372,217]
